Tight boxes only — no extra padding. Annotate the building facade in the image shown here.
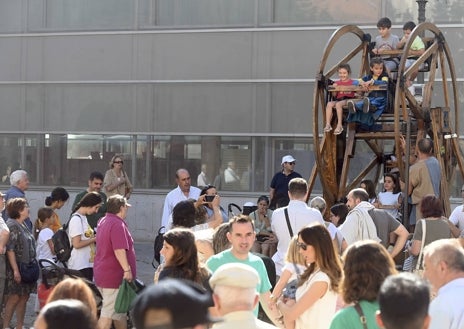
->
[1,1,464,239]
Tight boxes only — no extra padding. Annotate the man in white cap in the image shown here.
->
[269,155,302,209]
[210,263,277,329]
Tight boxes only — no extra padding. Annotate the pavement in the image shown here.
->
[22,241,155,328]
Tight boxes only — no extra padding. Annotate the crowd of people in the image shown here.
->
[0,145,463,329]
[150,152,464,329]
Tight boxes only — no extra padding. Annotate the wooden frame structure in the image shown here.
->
[308,23,464,223]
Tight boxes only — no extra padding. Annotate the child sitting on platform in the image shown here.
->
[324,63,356,135]
[346,57,389,130]
[372,17,400,74]
[397,21,425,95]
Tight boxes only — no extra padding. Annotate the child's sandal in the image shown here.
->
[334,126,344,135]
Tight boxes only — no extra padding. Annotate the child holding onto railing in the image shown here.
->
[346,57,389,129]
[324,63,356,135]
[372,17,400,73]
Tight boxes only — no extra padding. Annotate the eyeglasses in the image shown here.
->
[297,242,308,251]
[286,162,296,165]
[113,161,123,164]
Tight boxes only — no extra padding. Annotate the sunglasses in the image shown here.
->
[286,162,296,165]
[113,161,123,164]
[297,242,308,251]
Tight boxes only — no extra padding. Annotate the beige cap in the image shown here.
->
[209,263,260,290]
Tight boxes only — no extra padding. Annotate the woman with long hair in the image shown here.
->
[68,192,102,281]
[103,154,133,199]
[45,187,70,232]
[3,198,36,329]
[329,241,397,329]
[157,228,211,293]
[277,224,342,329]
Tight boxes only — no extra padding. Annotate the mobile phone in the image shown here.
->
[205,195,215,202]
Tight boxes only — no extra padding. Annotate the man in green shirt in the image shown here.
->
[207,215,279,325]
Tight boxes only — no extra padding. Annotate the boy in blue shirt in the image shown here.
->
[346,57,389,130]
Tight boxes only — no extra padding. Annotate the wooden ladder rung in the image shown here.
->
[354,132,401,139]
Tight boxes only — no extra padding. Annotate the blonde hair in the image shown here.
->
[285,236,306,266]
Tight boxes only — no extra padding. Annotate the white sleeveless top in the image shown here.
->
[295,270,338,329]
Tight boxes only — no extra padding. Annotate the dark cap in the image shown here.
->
[131,278,221,329]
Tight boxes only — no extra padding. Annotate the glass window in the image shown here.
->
[27,0,134,31]
[140,0,255,28]
[260,0,381,26]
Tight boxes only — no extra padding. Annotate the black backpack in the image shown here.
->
[152,226,165,268]
[51,215,75,266]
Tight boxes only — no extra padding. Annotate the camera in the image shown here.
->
[205,195,215,202]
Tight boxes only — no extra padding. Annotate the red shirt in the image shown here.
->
[94,213,136,288]
[335,79,355,100]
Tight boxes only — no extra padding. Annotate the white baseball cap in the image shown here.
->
[281,155,296,165]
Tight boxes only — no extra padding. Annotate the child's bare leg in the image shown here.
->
[325,101,336,129]
[335,100,346,129]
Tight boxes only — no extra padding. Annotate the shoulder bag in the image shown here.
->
[413,219,427,276]
[402,219,426,274]
[15,221,40,283]
[354,302,368,329]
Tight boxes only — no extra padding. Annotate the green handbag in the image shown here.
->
[114,279,137,313]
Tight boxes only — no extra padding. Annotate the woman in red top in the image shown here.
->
[324,63,356,135]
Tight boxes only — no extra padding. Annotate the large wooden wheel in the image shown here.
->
[309,22,464,219]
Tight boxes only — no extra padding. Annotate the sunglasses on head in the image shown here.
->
[297,242,308,251]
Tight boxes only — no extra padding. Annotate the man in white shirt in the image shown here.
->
[197,164,209,187]
[161,169,201,228]
[224,161,240,184]
[424,239,464,329]
[448,184,464,237]
[271,178,324,276]
[341,188,380,245]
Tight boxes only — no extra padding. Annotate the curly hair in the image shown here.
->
[6,197,28,220]
[298,224,342,292]
[162,228,208,284]
[340,240,397,303]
